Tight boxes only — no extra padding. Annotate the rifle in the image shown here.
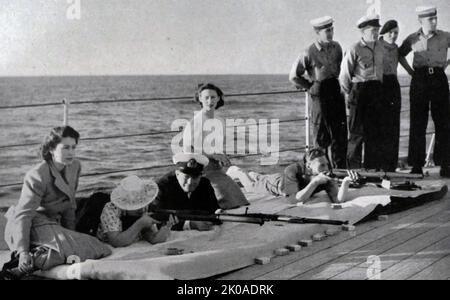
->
[331,169,424,180]
[149,208,348,226]
[329,169,423,190]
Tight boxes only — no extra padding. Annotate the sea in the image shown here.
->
[0,74,435,207]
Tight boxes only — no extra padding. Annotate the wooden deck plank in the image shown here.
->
[256,205,449,280]
[292,208,450,280]
[331,219,450,280]
[408,254,450,280]
[219,197,446,280]
[380,235,450,280]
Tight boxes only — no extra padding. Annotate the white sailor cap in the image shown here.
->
[310,16,334,30]
[416,5,437,18]
[357,14,381,29]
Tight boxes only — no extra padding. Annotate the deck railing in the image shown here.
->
[0,82,443,190]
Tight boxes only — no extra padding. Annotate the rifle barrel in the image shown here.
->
[219,213,348,226]
[284,217,348,225]
[150,209,348,227]
[333,169,423,179]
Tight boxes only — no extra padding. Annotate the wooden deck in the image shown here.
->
[1,169,449,280]
[217,172,450,280]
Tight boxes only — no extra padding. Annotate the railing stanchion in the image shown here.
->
[305,92,310,152]
[63,98,70,126]
[425,133,435,167]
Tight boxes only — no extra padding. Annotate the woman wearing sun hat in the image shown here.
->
[97,175,177,247]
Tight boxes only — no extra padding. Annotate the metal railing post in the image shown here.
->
[305,92,310,152]
[63,98,70,126]
[425,133,435,167]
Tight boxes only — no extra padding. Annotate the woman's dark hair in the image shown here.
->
[194,83,225,110]
[40,126,80,161]
[303,148,327,163]
[302,147,332,173]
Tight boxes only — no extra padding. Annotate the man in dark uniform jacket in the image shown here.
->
[150,152,220,231]
[398,5,450,177]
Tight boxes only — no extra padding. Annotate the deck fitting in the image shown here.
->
[274,248,290,256]
[255,257,271,265]
[312,233,327,241]
[342,224,356,231]
[286,244,302,252]
[298,240,313,247]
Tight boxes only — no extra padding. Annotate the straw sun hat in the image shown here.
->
[110,175,159,211]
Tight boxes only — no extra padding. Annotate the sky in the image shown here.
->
[0,0,449,76]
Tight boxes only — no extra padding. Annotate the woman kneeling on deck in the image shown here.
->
[97,175,177,247]
[1,126,111,279]
[227,148,358,204]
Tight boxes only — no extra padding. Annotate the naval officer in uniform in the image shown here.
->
[339,14,385,170]
[399,5,450,177]
[289,16,348,168]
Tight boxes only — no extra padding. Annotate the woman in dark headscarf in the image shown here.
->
[379,20,402,171]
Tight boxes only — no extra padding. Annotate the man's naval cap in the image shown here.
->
[173,152,209,177]
[416,6,437,19]
[310,16,334,30]
[357,14,381,29]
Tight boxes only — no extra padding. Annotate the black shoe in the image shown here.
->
[0,269,20,280]
[410,166,423,175]
[440,166,450,178]
[0,252,21,280]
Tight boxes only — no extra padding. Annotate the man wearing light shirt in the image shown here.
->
[339,14,385,170]
[398,5,450,178]
[290,16,348,168]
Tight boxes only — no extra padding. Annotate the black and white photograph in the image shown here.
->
[0,0,449,283]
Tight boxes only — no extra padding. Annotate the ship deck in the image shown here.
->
[216,167,450,280]
[1,168,449,280]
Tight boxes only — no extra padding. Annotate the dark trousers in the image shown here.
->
[382,75,402,171]
[347,81,386,169]
[310,78,348,168]
[408,68,450,167]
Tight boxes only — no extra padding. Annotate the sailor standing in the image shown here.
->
[289,16,348,168]
[398,6,450,177]
[339,15,385,169]
[379,20,402,171]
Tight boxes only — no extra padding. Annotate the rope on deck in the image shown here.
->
[0,146,306,189]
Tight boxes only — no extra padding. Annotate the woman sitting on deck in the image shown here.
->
[1,126,111,279]
[97,175,177,247]
[182,83,249,209]
[227,148,358,204]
